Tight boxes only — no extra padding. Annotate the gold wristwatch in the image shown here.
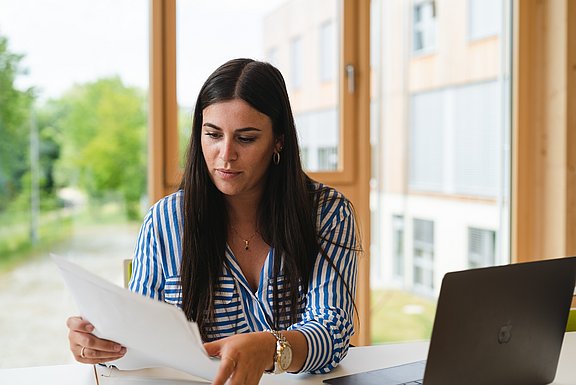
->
[266,330,293,374]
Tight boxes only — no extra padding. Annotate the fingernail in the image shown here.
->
[86,325,94,332]
[119,347,127,354]
[114,344,122,352]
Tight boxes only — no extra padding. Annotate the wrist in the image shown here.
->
[264,329,293,374]
[264,331,277,372]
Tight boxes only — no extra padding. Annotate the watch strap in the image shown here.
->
[265,329,291,374]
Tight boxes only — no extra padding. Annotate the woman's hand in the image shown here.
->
[66,316,126,364]
[204,332,277,385]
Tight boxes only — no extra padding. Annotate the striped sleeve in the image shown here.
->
[288,192,358,373]
[128,192,183,301]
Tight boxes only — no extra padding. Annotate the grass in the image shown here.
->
[370,289,437,344]
[0,212,73,272]
[0,201,140,273]
[72,201,140,225]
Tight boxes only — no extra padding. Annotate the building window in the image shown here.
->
[413,218,434,291]
[290,36,303,90]
[319,19,336,82]
[410,80,500,197]
[468,0,501,40]
[295,108,338,171]
[412,0,436,53]
[392,215,405,278]
[468,227,496,268]
[317,147,338,171]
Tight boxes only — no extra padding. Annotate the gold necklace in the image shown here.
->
[230,226,259,251]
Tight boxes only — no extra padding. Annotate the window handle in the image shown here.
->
[345,63,355,93]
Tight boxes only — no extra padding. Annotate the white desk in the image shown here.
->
[2,333,575,384]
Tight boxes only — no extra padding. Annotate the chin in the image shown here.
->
[214,183,243,197]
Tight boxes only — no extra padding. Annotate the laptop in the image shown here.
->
[324,256,576,385]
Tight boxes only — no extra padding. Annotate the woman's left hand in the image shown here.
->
[204,331,276,385]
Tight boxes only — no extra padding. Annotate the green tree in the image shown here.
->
[53,77,147,219]
[0,34,34,211]
[34,105,62,207]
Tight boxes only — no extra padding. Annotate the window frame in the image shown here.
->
[412,0,436,55]
[149,0,373,344]
[149,0,368,194]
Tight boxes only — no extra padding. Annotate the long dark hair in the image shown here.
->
[180,58,355,340]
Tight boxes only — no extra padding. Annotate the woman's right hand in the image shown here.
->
[66,316,126,364]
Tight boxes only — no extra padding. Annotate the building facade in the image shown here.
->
[264,0,510,297]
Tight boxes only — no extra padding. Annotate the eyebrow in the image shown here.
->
[202,123,262,133]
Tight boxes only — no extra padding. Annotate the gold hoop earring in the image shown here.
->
[273,151,281,165]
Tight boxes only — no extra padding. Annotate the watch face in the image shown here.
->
[279,345,293,370]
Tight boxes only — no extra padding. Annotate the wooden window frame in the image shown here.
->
[148,0,372,344]
[148,0,370,194]
[513,0,576,306]
[149,0,179,200]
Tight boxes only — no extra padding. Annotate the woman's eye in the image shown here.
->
[205,132,221,139]
[238,136,256,143]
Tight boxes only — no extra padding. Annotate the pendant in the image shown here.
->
[244,240,249,250]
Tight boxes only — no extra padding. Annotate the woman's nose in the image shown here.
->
[220,138,237,161]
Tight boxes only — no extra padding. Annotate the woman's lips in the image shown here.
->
[216,169,241,179]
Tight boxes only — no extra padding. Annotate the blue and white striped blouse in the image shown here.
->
[128,184,358,374]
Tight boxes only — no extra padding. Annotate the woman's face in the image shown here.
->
[201,99,281,200]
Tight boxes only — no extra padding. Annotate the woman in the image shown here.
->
[67,58,359,385]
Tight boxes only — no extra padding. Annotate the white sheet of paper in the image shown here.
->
[0,364,97,385]
[96,365,210,384]
[52,255,219,381]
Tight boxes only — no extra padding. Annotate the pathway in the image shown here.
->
[0,222,140,368]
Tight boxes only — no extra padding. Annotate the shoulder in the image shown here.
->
[310,182,352,212]
[310,182,354,231]
[145,190,184,222]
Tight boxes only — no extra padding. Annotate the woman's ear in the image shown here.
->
[275,135,285,152]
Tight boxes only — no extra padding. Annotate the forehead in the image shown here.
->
[202,99,272,131]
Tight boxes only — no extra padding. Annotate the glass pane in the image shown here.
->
[176,0,342,172]
[469,0,502,40]
[370,0,511,343]
[0,0,149,367]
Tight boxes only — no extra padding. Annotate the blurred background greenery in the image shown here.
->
[0,32,147,271]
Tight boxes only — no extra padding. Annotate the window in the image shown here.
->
[409,89,444,192]
[371,0,511,344]
[0,0,149,367]
[392,215,405,278]
[295,108,339,171]
[468,227,496,268]
[412,0,436,53]
[167,0,368,343]
[413,218,434,292]
[319,20,337,82]
[318,147,338,171]
[290,36,303,90]
[410,81,500,197]
[468,0,502,40]
[172,0,345,182]
[175,1,288,176]
[263,0,343,174]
